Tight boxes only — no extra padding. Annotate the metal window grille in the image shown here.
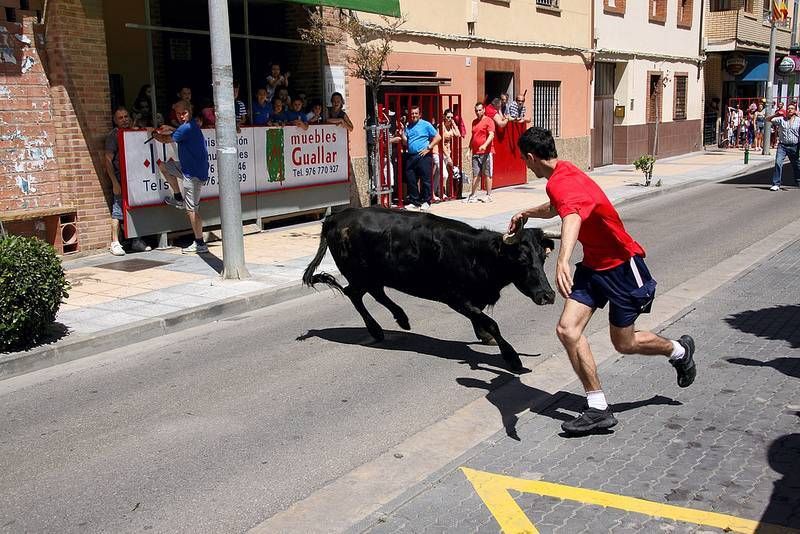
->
[536,0,559,7]
[533,81,561,137]
[674,75,687,120]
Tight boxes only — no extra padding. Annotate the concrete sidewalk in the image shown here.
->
[0,149,773,380]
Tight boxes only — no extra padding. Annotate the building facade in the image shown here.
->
[592,0,705,166]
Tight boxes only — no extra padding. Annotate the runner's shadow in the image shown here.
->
[457,369,681,441]
[725,305,800,348]
[726,357,800,379]
[755,433,800,532]
[297,327,537,374]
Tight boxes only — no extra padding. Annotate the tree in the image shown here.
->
[300,8,405,204]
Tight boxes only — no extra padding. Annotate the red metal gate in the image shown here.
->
[378,93,463,208]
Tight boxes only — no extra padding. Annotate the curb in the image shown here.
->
[0,158,775,382]
[0,281,316,381]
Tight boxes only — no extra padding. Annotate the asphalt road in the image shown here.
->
[1,168,798,534]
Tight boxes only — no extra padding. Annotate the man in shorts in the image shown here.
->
[508,127,696,436]
[154,100,210,254]
[466,102,495,203]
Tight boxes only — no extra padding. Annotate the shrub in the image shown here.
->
[633,154,657,187]
[0,235,69,351]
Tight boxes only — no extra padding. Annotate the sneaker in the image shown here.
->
[405,204,419,211]
[465,196,478,204]
[182,241,209,254]
[671,335,696,388]
[432,195,440,202]
[109,241,125,256]
[770,185,781,191]
[165,196,185,209]
[561,407,618,435]
[130,238,151,252]
[484,195,493,203]
[421,202,431,211]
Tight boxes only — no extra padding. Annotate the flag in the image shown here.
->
[772,0,789,22]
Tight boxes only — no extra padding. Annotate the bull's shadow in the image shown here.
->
[755,433,800,533]
[296,327,537,374]
[724,305,800,348]
[727,357,800,379]
[458,369,682,440]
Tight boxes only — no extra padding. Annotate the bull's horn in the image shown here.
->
[542,229,561,240]
[502,232,521,244]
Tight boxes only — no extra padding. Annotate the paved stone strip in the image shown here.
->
[359,240,800,533]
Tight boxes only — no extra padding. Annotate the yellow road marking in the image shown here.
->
[461,467,798,534]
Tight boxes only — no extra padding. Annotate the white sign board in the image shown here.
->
[120,125,349,208]
[324,65,346,102]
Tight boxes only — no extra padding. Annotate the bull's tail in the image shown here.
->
[302,227,344,293]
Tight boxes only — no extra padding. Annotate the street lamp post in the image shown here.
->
[763,18,778,156]
[208,0,249,279]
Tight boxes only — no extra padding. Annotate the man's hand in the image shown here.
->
[478,143,489,153]
[507,212,528,234]
[555,259,573,299]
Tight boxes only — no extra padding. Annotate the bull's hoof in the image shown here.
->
[503,356,526,374]
[396,316,411,330]
[479,336,498,346]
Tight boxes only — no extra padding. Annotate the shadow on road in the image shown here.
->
[724,304,800,348]
[457,369,681,441]
[755,433,800,533]
[727,357,800,379]
[297,327,538,374]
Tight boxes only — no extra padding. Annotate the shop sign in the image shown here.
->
[725,53,748,76]
[121,125,349,208]
[777,55,796,75]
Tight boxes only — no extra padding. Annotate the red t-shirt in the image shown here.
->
[546,160,645,271]
[470,115,495,154]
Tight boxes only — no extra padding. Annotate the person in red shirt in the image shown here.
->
[466,102,496,203]
[508,127,696,436]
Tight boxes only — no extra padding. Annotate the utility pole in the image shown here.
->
[763,16,778,156]
[208,0,249,279]
[792,0,799,99]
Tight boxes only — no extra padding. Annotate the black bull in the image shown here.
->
[302,207,556,373]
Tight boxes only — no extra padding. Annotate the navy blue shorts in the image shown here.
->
[569,255,657,328]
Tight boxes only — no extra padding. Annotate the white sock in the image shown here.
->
[586,390,608,410]
[670,340,686,361]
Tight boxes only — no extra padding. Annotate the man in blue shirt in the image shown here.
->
[401,105,441,210]
[252,88,272,126]
[285,97,310,129]
[154,100,211,254]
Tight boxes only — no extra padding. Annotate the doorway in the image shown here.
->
[592,62,616,168]
[484,71,514,103]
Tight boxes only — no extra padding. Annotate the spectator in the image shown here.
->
[485,97,509,129]
[439,108,461,199]
[466,101,495,203]
[286,96,310,129]
[306,100,324,124]
[327,92,354,131]
[131,84,160,128]
[199,97,216,128]
[297,91,308,110]
[252,88,272,126]
[276,86,291,108]
[169,86,193,127]
[755,101,766,150]
[233,81,248,126]
[269,97,290,125]
[104,106,150,256]
[400,104,441,211]
[266,63,289,101]
[153,100,210,254]
[507,93,527,122]
[500,93,510,117]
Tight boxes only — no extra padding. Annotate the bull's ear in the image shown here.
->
[542,238,556,252]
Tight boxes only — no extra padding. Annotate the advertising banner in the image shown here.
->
[121,125,348,208]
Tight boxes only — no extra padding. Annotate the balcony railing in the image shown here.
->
[536,0,559,7]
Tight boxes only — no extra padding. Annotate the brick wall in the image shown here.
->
[649,0,667,24]
[43,0,112,251]
[0,16,60,213]
[604,0,626,16]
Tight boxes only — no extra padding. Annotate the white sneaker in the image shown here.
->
[110,241,125,256]
[131,238,151,252]
[467,196,478,203]
[770,185,781,191]
[405,204,419,211]
[182,241,209,254]
[484,195,493,203]
[421,202,431,211]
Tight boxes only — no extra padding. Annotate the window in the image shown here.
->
[536,0,559,7]
[710,0,733,10]
[677,0,693,28]
[533,81,561,137]
[650,0,666,23]
[604,0,626,15]
[646,72,663,123]
[673,74,688,120]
